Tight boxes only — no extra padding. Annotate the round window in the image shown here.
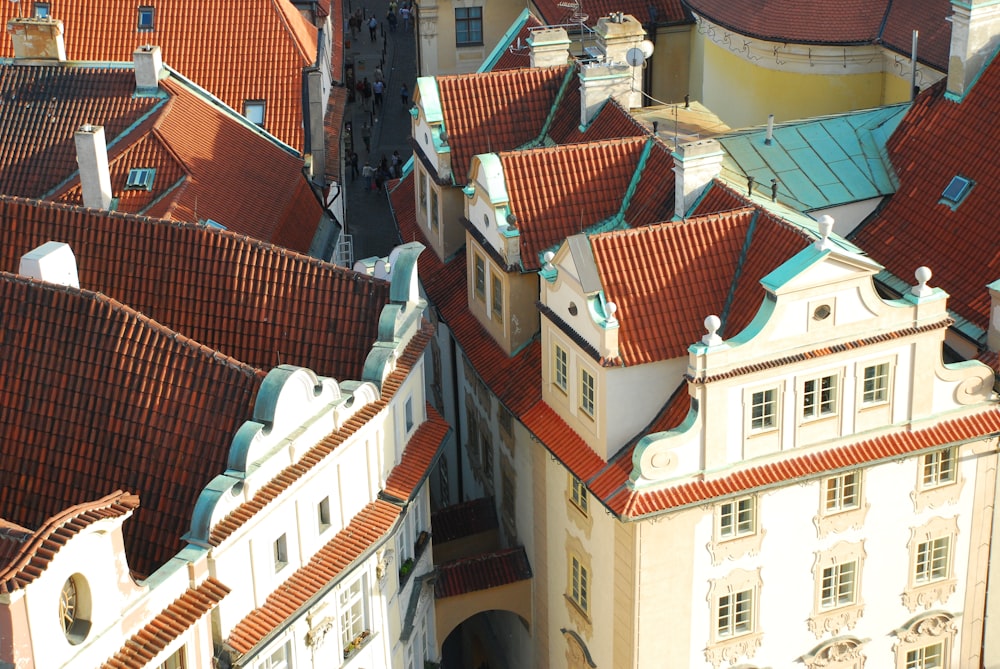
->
[59,575,91,644]
[60,577,77,636]
[568,302,578,316]
[813,304,831,321]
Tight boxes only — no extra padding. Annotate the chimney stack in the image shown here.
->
[672,140,724,219]
[19,242,80,289]
[6,17,67,61]
[133,45,163,92]
[946,0,1000,98]
[987,280,1000,353]
[579,62,632,126]
[528,27,570,68]
[74,125,113,210]
[594,13,647,108]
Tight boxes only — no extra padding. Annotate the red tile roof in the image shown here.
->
[384,407,452,501]
[682,0,952,71]
[609,406,1000,517]
[490,14,545,72]
[434,546,532,598]
[0,63,323,253]
[852,55,1000,337]
[625,138,677,226]
[102,578,231,669]
[500,138,647,269]
[0,491,139,593]
[209,326,436,546]
[530,0,689,27]
[226,499,402,654]
[431,497,498,543]
[437,66,571,181]
[0,0,319,151]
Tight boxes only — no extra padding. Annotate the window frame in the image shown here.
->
[819,559,857,610]
[430,187,439,230]
[718,496,755,540]
[716,588,753,639]
[802,373,838,420]
[339,576,369,655]
[33,2,50,18]
[920,448,956,490]
[243,100,266,127]
[474,253,486,302]
[454,6,483,46]
[125,167,156,191]
[749,387,778,432]
[273,534,288,572]
[137,5,155,30]
[490,271,503,323]
[824,471,860,513]
[905,642,945,669]
[914,536,951,584]
[570,476,589,515]
[553,343,568,393]
[861,362,890,406]
[569,553,589,614]
[318,497,332,533]
[580,367,596,418]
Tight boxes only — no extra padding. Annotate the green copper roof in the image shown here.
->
[718,104,908,212]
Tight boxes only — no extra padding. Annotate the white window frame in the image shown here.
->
[474,253,486,301]
[824,471,860,513]
[32,2,49,18]
[914,536,951,584]
[490,271,503,323]
[905,642,945,669]
[861,362,890,406]
[820,559,857,609]
[340,576,369,653]
[749,387,778,432]
[718,496,755,540]
[258,640,292,669]
[802,373,838,420]
[553,343,568,393]
[921,448,956,489]
[580,368,595,418]
[716,588,753,639]
[569,553,589,614]
[318,497,331,534]
[570,476,588,515]
[273,534,288,572]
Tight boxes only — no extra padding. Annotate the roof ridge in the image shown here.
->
[501,134,646,159]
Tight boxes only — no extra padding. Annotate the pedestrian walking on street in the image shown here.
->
[400,83,409,107]
[400,5,411,31]
[362,161,375,190]
[368,15,378,41]
[386,9,397,31]
[361,122,371,152]
[373,80,384,111]
[374,65,384,83]
[349,151,359,180]
[391,150,402,178]
[362,78,372,106]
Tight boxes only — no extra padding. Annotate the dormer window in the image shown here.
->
[33,2,50,18]
[941,176,973,208]
[244,100,266,127]
[137,6,155,30]
[125,167,155,191]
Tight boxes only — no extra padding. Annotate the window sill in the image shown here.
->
[456,42,484,48]
[902,577,957,613]
[564,594,591,623]
[813,503,869,539]
[706,529,765,566]
[911,476,963,512]
[342,629,374,664]
[806,601,864,638]
[704,631,763,669]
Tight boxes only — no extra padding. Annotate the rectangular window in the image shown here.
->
[570,476,588,515]
[915,537,950,583]
[750,388,777,430]
[491,273,503,322]
[862,363,889,405]
[580,369,595,417]
[340,577,367,651]
[405,397,414,432]
[430,188,439,229]
[922,448,956,488]
[474,254,485,301]
[719,497,755,539]
[156,646,186,669]
[418,169,427,215]
[137,6,155,30]
[570,555,589,613]
[717,589,753,638]
[244,100,266,127]
[273,534,288,572]
[554,345,568,392]
[824,472,860,512]
[481,431,493,480]
[318,497,331,533]
[455,6,483,46]
[125,167,155,191]
[906,642,944,669]
[820,560,857,609]
[33,2,49,18]
[261,641,291,669]
[803,374,837,418]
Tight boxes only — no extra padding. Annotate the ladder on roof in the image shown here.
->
[334,234,354,268]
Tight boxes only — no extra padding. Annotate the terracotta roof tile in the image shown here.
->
[383,407,452,501]
[519,402,605,479]
[431,497,498,543]
[531,0,689,26]
[852,56,1000,336]
[625,138,676,226]
[0,0,319,151]
[101,578,230,669]
[0,491,139,593]
[434,546,532,598]
[609,406,1000,517]
[226,499,401,654]
[490,13,545,72]
[438,66,570,180]
[501,138,647,269]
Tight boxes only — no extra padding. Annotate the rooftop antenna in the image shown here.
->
[557,0,588,33]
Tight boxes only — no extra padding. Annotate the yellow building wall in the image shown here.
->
[648,24,692,105]
[693,35,916,129]
[426,0,527,75]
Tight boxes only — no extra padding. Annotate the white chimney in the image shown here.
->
[133,45,163,92]
[672,139,724,219]
[74,125,113,210]
[946,0,1000,98]
[987,280,1000,353]
[528,27,570,68]
[6,17,67,61]
[594,13,647,108]
[19,242,80,289]
[579,62,632,126]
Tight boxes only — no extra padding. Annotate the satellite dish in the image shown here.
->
[626,47,645,67]
[640,40,655,59]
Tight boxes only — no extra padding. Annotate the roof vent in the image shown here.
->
[19,242,80,288]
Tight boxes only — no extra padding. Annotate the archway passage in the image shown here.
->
[441,609,530,669]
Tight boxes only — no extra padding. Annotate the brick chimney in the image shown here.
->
[528,27,570,68]
[133,45,163,92]
[74,125,113,210]
[672,140,724,219]
[946,0,1000,98]
[594,13,647,108]
[6,17,66,61]
[579,61,632,126]
[19,242,80,289]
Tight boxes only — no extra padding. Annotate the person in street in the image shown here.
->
[362,161,375,191]
[386,9,397,32]
[391,150,402,178]
[374,66,383,83]
[361,122,371,152]
[400,5,411,31]
[373,79,384,111]
[400,84,409,107]
[362,78,372,107]
[349,151,359,180]
[368,15,378,41]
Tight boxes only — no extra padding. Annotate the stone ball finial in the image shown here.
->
[702,314,722,346]
[606,302,618,324]
[912,266,934,297]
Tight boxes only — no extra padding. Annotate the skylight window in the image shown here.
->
[244,100,266,127]
[33,2,50,18]
[125,168,155,191]
[137,6,155,30]
[941,176,973,207]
